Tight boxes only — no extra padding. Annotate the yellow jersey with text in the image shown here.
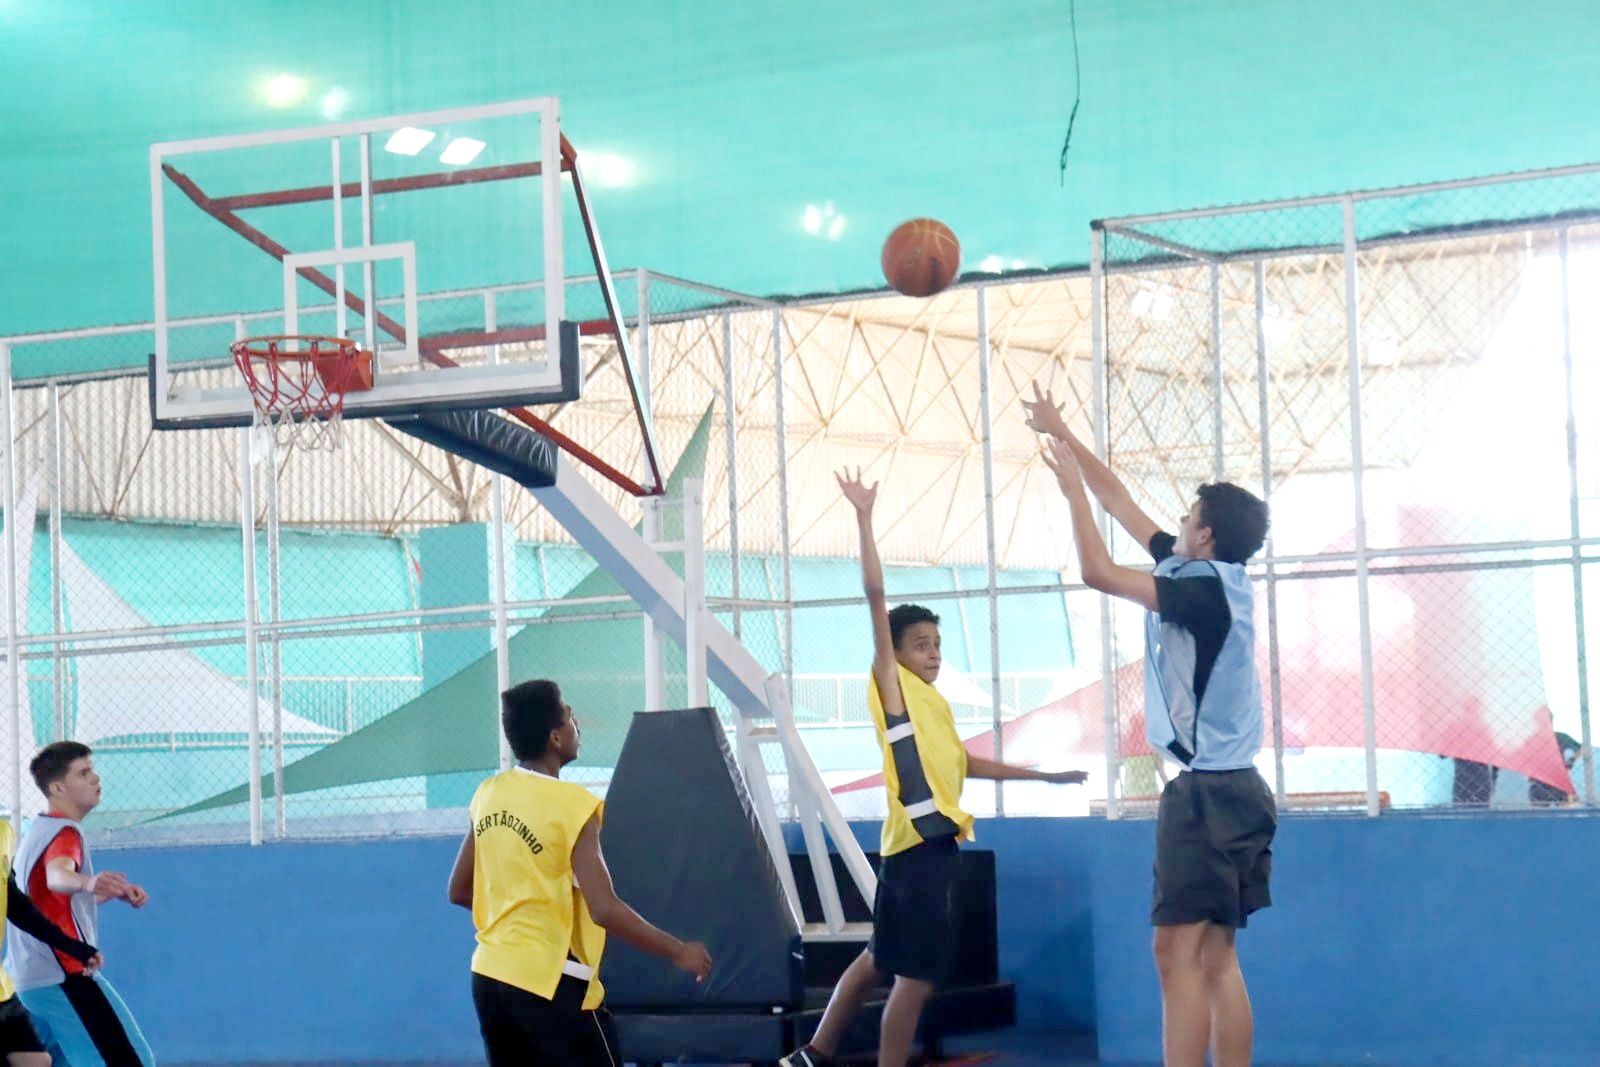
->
[469,767,607,1009]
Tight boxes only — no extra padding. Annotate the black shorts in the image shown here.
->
[0,995,44,1055]
[471,972,620,1067]
[1152,768,1276,929]
[869,836,961,984]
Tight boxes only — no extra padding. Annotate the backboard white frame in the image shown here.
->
[283,242,421,369]
[150,97,568,425]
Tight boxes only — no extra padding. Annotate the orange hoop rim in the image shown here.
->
[228,334,364,361]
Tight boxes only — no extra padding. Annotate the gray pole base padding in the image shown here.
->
[600,707,804,1010]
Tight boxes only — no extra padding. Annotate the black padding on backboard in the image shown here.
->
[600,707,804,1010]
[384,408,558,489]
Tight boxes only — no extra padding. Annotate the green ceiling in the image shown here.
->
[4,0,1600,362]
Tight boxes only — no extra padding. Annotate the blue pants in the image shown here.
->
[17,974,154,1067]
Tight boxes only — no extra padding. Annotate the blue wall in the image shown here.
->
[86,813,1600,1065]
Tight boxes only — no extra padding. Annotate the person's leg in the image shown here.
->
[804,948,885,1057]
[472,972,570,1067]
[0,994,51,1067]
[1152,921,1210,1067]
[82,978,153,1067]
[1201,923,1251,1067]
[876,975,934,1067]
[579,1009,623,1067]
[19,979,128,1067]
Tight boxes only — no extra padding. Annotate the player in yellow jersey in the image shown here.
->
[447,679,712,1067]
[0,816,102,1066]
[784,470,1088,1067]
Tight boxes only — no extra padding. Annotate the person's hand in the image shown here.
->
[84,871,131,903]
[122,883,149,908]
[1022,381,1070,438]
[1043,770,1089,785]
[672,941,713,983]
[82,952,104,975]
[1040,437,1084,491]
[835,467,878,515]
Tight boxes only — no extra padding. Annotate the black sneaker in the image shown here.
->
[779,1046,836,1067]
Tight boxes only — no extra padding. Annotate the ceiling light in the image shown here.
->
[263,74,308,109]
[590,152,637,187]
[321,87,350,120]
[384,127,436,156]
[440,137,486,166]
[801,204,823,234]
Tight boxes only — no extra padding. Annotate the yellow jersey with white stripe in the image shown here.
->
[469,767,607,1010]
[869,663,975,857]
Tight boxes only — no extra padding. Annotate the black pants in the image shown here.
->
[471,972,620,1067]
[869,836,962,984]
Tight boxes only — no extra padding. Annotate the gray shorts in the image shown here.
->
[1152,768,1276,928]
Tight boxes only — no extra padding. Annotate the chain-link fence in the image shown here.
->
[1096,164,1600,814]
[5,161,1598,846]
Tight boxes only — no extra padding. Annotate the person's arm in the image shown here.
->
[6,873,101,970]
[570,814,712,982]
[1024,382,1161,551]
[1042,439,1160,612]
[836,468,907,719]
[40,826,136,906]
[446,829,474,910]
[966,756,1087,784]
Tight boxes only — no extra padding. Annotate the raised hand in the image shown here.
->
[835,467,878,514]
[1040,437,1084,491]
[1022,381,1069,437]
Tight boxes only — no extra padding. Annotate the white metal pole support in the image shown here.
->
[1558,228,1595,805]
[722,314,742,640]
[487,295,513,770]
[1090,229,1121,818]
[1254,260,1288,805]
[48,382,65,742]
[975,285,1005,815]
[1341,198,1381,819]
[682,479,708,707]
[265,440,285,839]
[773,308,795,702]
[491,477,513,771]
[1210,263,1225,482]
[642,497,665,712]
[1,344,21,830]
[238,428,264,845]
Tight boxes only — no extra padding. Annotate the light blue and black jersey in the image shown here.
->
[1143,532,1263,770]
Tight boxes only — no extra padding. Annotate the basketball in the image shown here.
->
[881,218,961,297]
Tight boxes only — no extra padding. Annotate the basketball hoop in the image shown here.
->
[231,335,373,453]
